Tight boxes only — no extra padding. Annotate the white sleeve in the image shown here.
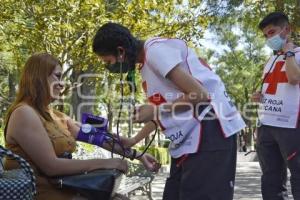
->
[146,43,183,77]
[295,52,300,66]
[293,47,300,66]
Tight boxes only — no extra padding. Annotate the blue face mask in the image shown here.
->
[266,31,287,51]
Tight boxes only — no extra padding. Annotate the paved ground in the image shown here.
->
[130,152,293,200]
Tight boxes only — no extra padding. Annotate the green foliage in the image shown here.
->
[1,0,299,151]
[206,0,300,148]
[208,14,267,129]
[77,142,95,153]
[0,0,221,152]
[0,0,214,116]
[0,128,4,146]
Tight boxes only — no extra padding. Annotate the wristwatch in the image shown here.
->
[285,51,295,58]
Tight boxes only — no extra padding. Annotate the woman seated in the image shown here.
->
[3,53,159,200]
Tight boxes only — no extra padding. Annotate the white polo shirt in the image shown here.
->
[140,37,246,158]
[258,48,300,128]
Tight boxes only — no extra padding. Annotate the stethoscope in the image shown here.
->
[111,56,158,159]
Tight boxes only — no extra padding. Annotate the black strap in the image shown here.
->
[3,116,9,141]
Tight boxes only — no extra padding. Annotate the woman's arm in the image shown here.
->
[66,119,161,172]
[66,119,143,159]
[6,105,127,177]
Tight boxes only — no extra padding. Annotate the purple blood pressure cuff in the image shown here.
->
[76,113,110,147]
[81,113,108,132]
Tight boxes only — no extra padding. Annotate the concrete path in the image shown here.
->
[130,153,293,200]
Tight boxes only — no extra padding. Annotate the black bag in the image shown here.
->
[0,145,36,200]
[52,169,123,200]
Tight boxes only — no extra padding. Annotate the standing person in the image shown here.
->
[252,12,300,200]
[92,22,246,200]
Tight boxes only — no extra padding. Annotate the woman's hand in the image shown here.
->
[138,153,161,172]
[132,104,156,123]
[104,158,128,174]
[114,135,137,148]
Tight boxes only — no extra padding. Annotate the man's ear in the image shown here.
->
[117,46,125,61]
[285,25,292,35]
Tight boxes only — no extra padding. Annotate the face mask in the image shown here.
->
[105,61,132,73]
[266,30,287,51]
[106,61,136,92]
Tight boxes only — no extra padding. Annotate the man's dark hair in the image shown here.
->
[92,22,139,66]
[259,11,289,30]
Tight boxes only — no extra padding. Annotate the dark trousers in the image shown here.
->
[162,118,237,200]
[257,124,300,200]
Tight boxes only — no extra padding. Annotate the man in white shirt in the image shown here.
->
[252,12,300,200]
[92,23,246,200]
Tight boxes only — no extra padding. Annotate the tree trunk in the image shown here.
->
[107,101,113,133]
[157,129,161,147]
[71,69,80,120]
[292,0,300,44]
[71,65,96,120]
[8,72,16,103]
[127,97,134,138]
[107,75,114,133]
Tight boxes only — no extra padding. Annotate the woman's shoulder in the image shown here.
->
[12,103,35,114]
[10,103,42,123]
[6,103,44,144]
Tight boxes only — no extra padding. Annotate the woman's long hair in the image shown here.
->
[5,53,61,125]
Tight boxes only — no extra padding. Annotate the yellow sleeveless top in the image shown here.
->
[4,104,77,200]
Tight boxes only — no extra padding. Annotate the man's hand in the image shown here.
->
[138,153,161,172]
[132,104,156,123]
[251,92,263,103]
[282,37,300,84]
[283,37,295,53]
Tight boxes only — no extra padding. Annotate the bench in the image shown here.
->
[117,162,154,199]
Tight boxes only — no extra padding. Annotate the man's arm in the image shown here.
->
[285,56,300,84]
[117,121,157,148]
[133,65,210,123]
[283,39,300,85]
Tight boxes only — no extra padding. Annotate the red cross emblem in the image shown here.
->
[264,61,288,95]
[148,93,167,105]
